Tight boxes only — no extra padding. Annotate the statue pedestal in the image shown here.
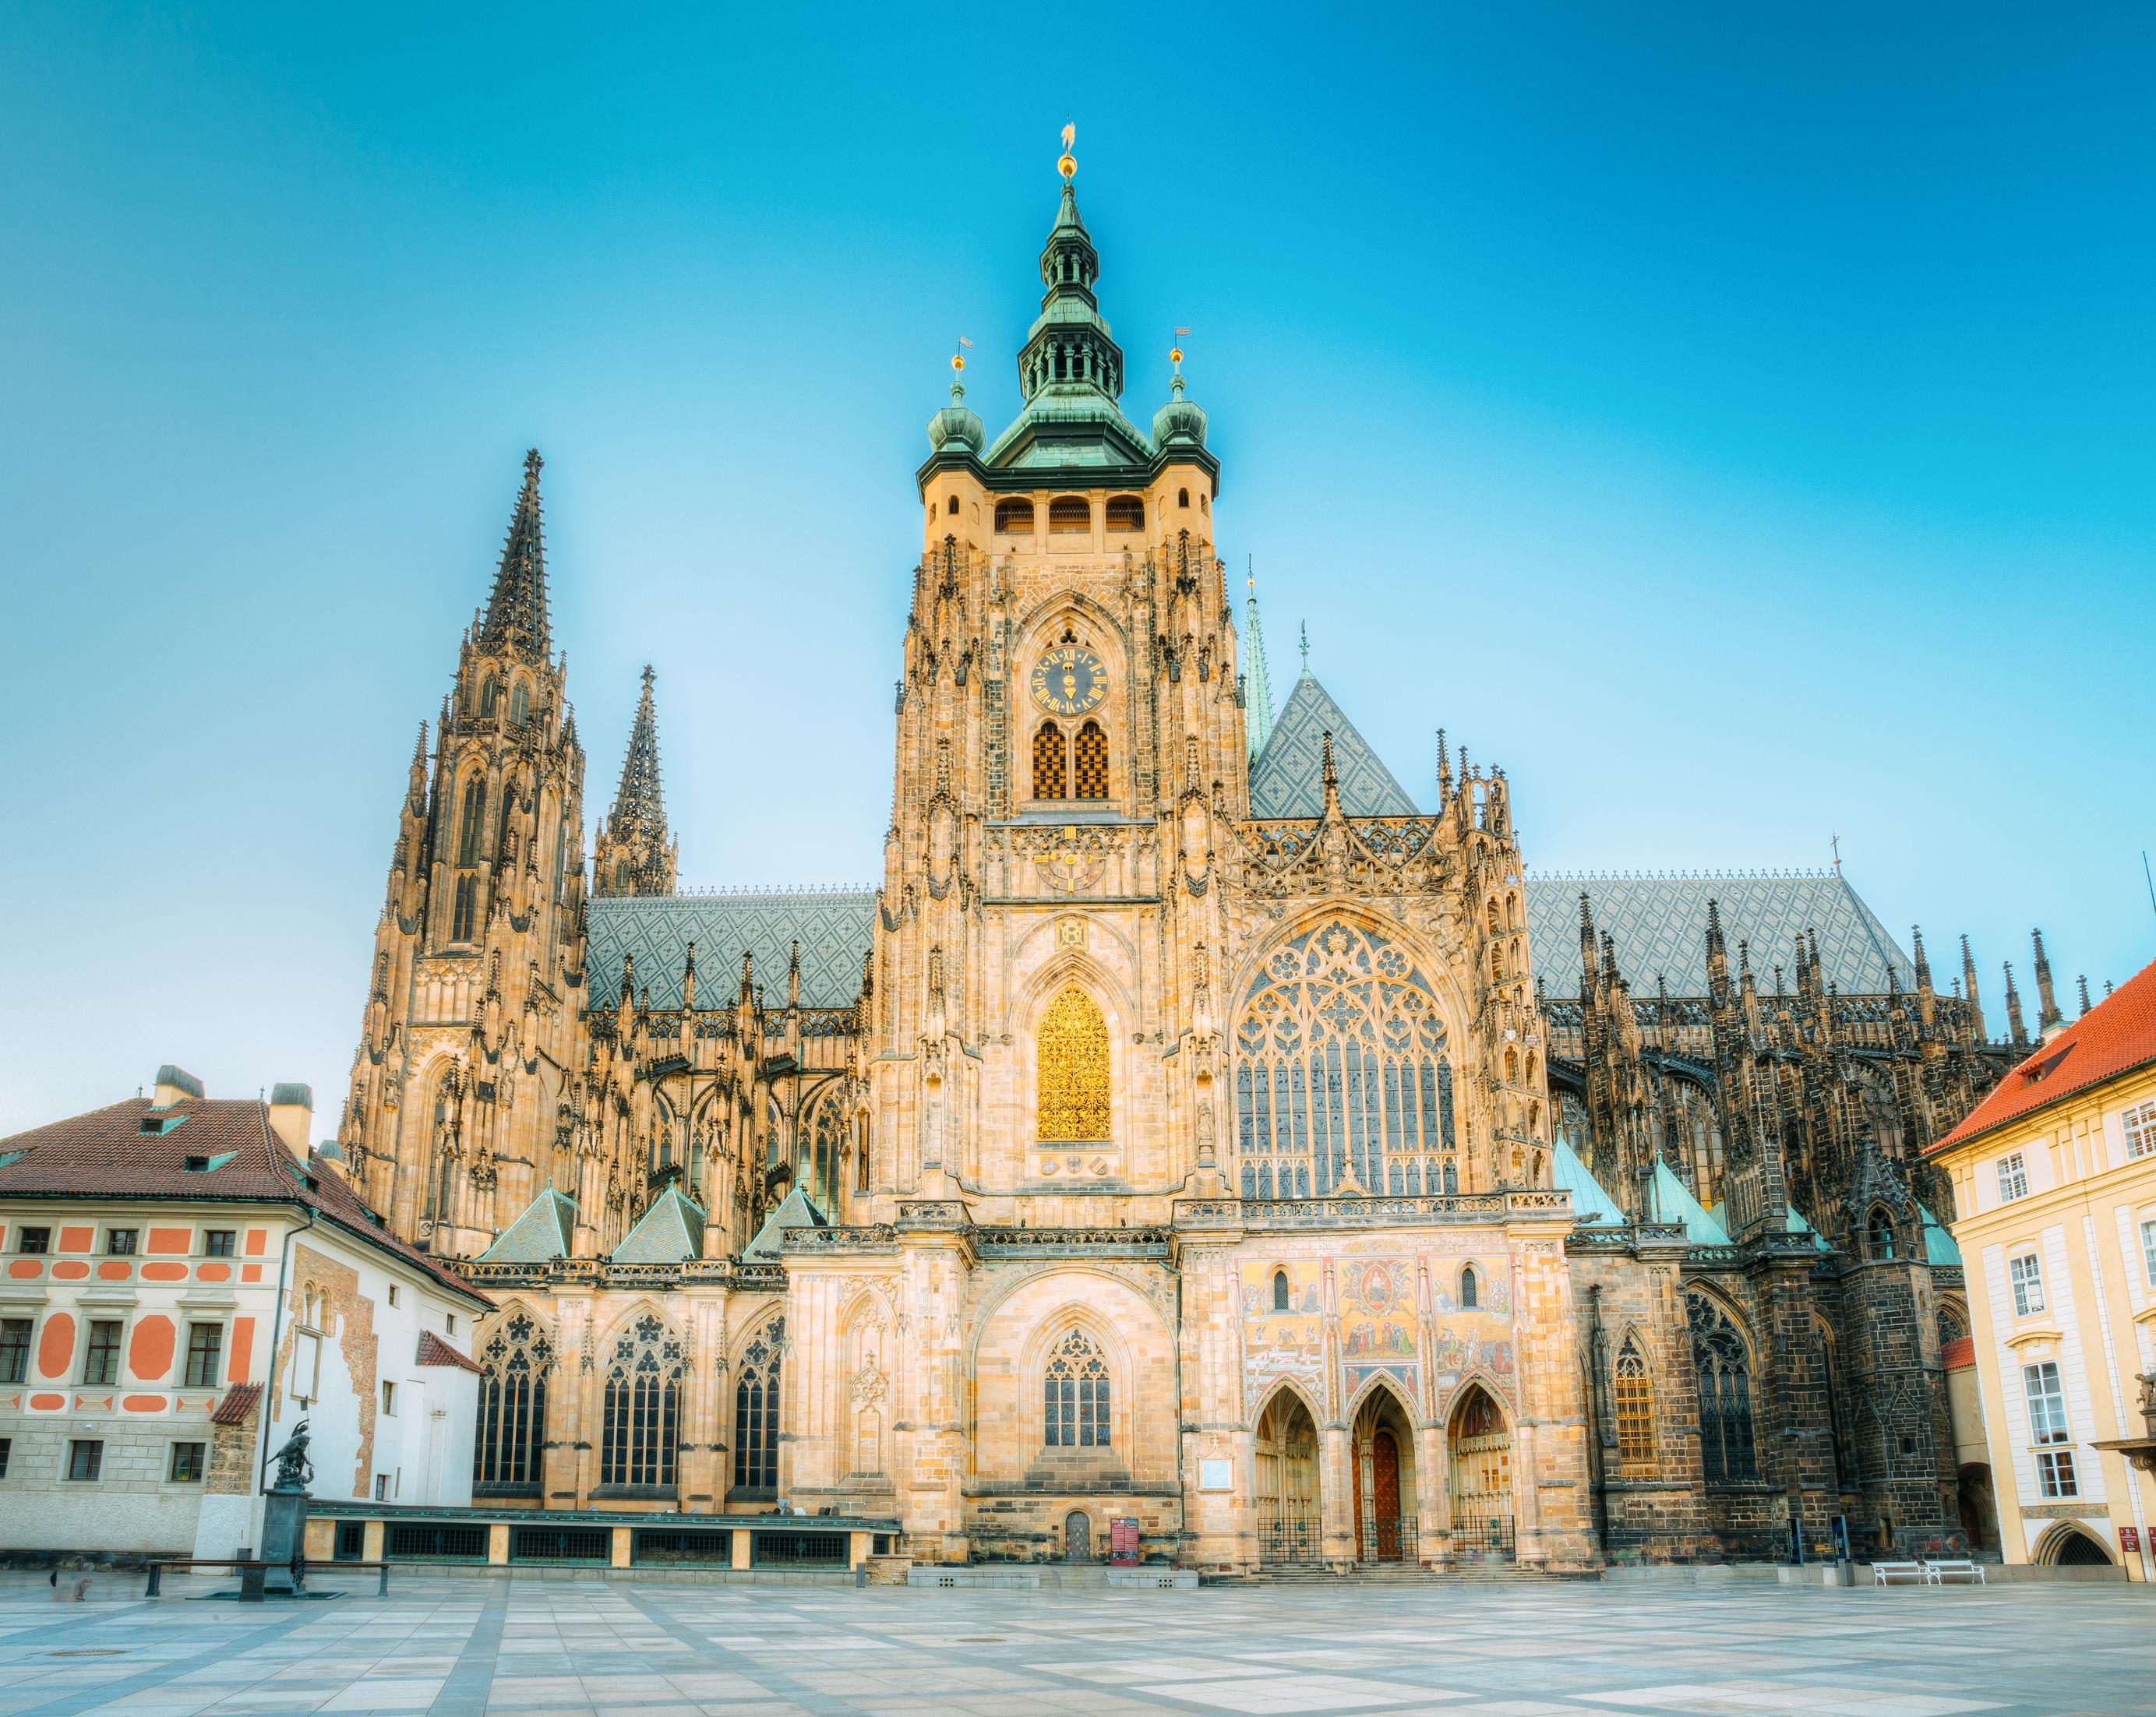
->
[254,1488,309,1597]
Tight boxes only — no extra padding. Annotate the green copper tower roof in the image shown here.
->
[1243,573,1277,765]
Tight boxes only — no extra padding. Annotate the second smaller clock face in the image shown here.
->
[1031,646,1107,716]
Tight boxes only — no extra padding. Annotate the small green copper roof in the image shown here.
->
[745,1185,828,1260]
[612,1183,707,1264]
[1653,1162,1732,1245]
[1551,1138,1626,1227]
[478,1185,577,1264]
[1243,577,1276,765]
[1918,1200,1962,1266]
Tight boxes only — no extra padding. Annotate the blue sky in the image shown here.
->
[2,4,2151,1131]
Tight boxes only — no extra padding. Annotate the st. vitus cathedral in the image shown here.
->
[337,146,2029,1571]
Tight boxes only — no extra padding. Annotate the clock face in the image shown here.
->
[1031,646,1107,717]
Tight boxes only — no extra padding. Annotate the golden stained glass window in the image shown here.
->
[1073,720,1109,799]
[1038,986,1110,1141]
[1032,721,1066,799]
[1614,1336,1656,1475]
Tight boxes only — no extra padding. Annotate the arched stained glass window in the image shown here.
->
[1460,1265,1478,1310]
[1686,1293,1758,1483]
[1038,987,1110,1142]
[1233,921,1456,1199]
[1272,1271,1290,1312]
[1073,721,1109,799]
[456,781,487,866]
[732,1320,783,1493]
[1614,1335,1655,1475]
[474,1312,552,1490]
[1043,1331,1110,1448]
[599,1313,681,1490]
[1032,721,1067,799]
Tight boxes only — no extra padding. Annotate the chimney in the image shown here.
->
[266,1083,313,1159]
[153,1064,203,1107]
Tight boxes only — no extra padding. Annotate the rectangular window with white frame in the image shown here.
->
[2123,1099,2156,1162]
[2008,1252,2045,1317]
[2140,1215,2156,1289]
[2024,1360,2077,1497]
[1995,1151,2029,1202]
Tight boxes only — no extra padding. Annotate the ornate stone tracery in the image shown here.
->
[1037,986,1110,1142]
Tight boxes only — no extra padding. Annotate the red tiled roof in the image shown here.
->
[415,1329,483,1373]
[0,1097,490,1309]
[1931,956,2156,1155]
[212,1381,263,1424]
[1940,1336,1975,1371]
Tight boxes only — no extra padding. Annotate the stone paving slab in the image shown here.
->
[0,1572,2145,1716]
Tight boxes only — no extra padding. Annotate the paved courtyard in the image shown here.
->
[0,1571,2146,1717]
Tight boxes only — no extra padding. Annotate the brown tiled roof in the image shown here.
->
[415,1329,483,1373]
[1931,956,2156,1155]
[212,1381,263,1424]
[0,1097,489,1309]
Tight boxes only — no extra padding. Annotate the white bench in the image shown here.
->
[1872,1560,1926,1585]
[1925,1559,1985,1584]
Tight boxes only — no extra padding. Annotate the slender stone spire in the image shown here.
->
[2077,975,2092,1016]
[478,449,552,661]
[2032,928,2065,1037]
[1911,925,1932,992]
[1244,569,1276,764]
[1960,935,1985,1041]
[2003,961,2028,1046]
[591,666,678,898]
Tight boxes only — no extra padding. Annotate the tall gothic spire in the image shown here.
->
[591,666,678,898]
[1244,569,1276,763]
[479,449,552,661]
[2003,961,2028,1046]
[2032,927,2065,1036]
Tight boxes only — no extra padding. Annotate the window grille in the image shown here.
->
[386,1523,488,1560]
[1614,1337,1656,1475]
[1072,721,1109,799]
[732,1320,783,1493]
[1105,495,1144,531]
[634,1528,735,1565]
[2123,1099,2156,1161]
[1996,1151,2029,1202]
[1233,921,1456,1198]
[994,499,1034,534]
[2010,1253,2045,1317]
[1686,1294,1757,1483]
[601,1313,682,1489]
[1048,496,1090,533]
[510,1526,610,1564]
[475,1312,551,1490]
[752,1532,846,1567]
[334,1522,365,1560]
[1032,721,1067,799]
[1043,1329,1110,1448]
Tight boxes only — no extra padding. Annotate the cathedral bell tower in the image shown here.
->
[339,450,590,1257]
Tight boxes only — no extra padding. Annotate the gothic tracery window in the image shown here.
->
[456,781,487,866]
[599,1313,682,1490]
[1043,1330,1110,1448]
[732,1320,782,1493]
[1032,721,1067,799]
[1233,921,1456,1198]
[1037,986,1110,1142]
[474,1312,551,1490]
[1073,721,1109,799]
[1686,1293,1759,1484]
[1614,1335,1655,1475]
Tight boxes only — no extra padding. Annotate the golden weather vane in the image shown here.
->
[1058,120,1077,181]
[952,333,973,375]
[1171,326,1190,372]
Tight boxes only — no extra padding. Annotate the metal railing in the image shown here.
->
[1452,1514,1516,1558]
[1360,1514,1418,1562]
[1258,1507,1322,1566]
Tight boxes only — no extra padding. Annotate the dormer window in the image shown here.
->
[1049,497,1090,534]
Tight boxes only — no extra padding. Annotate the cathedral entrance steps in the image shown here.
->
[908,1564,1198,1589]
[1210,1560,1549,1586]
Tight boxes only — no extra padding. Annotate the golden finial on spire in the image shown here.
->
[1058,120,1076,181]
[952,333,972,374]
[1170,326,1190,370]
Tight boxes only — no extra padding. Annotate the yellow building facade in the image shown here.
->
[1930,958,2156,1577]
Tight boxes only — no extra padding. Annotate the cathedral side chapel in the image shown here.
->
[339,140,2020,1571]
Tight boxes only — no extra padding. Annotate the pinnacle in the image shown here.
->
[609,666,668,837]
[478,449,552,661]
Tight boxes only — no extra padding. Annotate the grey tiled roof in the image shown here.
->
[746,1185,827,1260]
[612,1184,704,1263]
[478,1185,576,1264]
[1248,672,1419,818]
[1525,873,1916,998]
[586,890,875,1012]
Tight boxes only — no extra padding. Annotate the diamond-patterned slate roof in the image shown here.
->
[1525,873,1917,998]
[1247,671,1419,818]
[477,1184,576,1264]
[746,1184,827,1260]
[611,1184,706,1264]
[585,890,875,1012]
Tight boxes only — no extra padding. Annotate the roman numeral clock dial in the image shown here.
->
[1030,646,1106,717]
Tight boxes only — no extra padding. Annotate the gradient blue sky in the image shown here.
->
[3,4,2151,1133]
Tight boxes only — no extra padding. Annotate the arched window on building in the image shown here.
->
[1272,1270,1290,1312]
[1049,496,1090,534]
[456,781,488,866]
[732,1320,782,1494]
[1105,495,1144,531]
[423,1074,460,1222]
[1072,721,1109,799]
[1037,986,1110,1142]
[450,874,478,943]
[1614,1335,1656,1475]
[1459,1264,1479,1310]
[1233,920,1456,1199]
[1043,1330,1110,1448]
[473,1312,551,1492]
[946,493,959,516]
[1937,1299,1968,1347]
[478,678,499,717]
[854,1114,871,1193]
[995,499,1034,534]
[599,1313,682,1490]
[510,682,529,725]
[1868,1208,1898,1260]
[1687,1293,1759,1483]
[1177,487,1191,509]
[1032,721,1067,799]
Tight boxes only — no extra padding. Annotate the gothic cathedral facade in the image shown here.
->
[337,157,2017,1571]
